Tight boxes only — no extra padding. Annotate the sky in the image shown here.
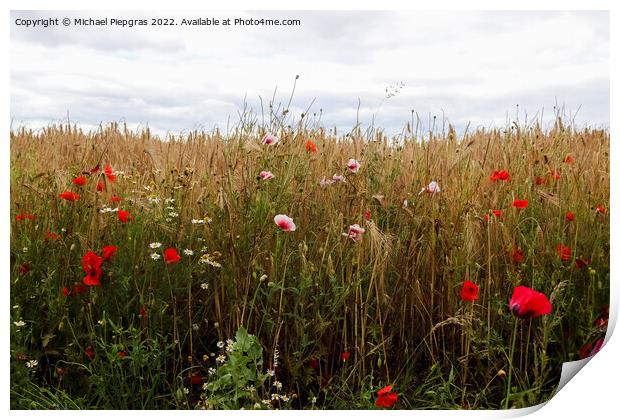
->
[10,10,610,138]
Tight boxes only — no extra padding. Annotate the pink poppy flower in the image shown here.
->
[320,177,334,187]
[332,174,345,183]
[420,181,441,194]
[343,224,365,242]
[259,171,275,180]
[346,159,361,173]
[261,134,279,145]
[274,214,296,231]
[320,177,335,187]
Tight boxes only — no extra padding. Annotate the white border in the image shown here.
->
[2,1,616,418]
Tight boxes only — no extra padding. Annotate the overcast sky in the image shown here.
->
[10,10,609,138]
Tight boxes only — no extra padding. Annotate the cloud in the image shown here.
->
[10,10,609,138]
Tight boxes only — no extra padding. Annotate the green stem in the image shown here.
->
[505,318,519,409]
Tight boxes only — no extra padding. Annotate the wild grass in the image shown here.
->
[10,112,609,409]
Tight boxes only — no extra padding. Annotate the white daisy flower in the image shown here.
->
[150,253,161,260]
[149,242,162,249]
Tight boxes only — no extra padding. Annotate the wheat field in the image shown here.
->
[10,115,609,409]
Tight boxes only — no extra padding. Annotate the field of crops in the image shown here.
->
[9,116,609,409]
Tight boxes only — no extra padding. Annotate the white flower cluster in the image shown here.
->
[199,254,222,268]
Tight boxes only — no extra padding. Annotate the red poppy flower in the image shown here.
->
[15,211,35,221]
[364,210,372,221]
[556,244,572,262]
[575,258,591,269]
[535,176,545,185]
[490,169,510,182]
[512,199,528,209]
[45,231,60,241]
[341,351,350,362]
[19,263,31,275]
[59,191,80,201]
[96,181,105,192]
[595,312,608,329]
[375,385,398,408]
[73,283,86,295]
[104,165,116,182]
[63,286,70,297]
[102,245,117,262]
[305,139,317,153]
[110,195,122,203]
[90,164,100,173]
[596,204,606,214]
[580,338,604,359]
[460,280,479,301]
[82,251,103,286]
[118,210,132,223]
[511,247,524,264]
[509,285,552,319]
[550,170,561,180]
[566,211,575,222]
[118,351,127,359]
[164,248,181,264]
[191,374,202,385]
[73,175,87,186]
[309,358,320,370]
[578,341,594,359]
[594,306,609,329]
[139,305,148,318]
[85,345,95,360]
[486,209,502,220]
[564,154,574,165]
